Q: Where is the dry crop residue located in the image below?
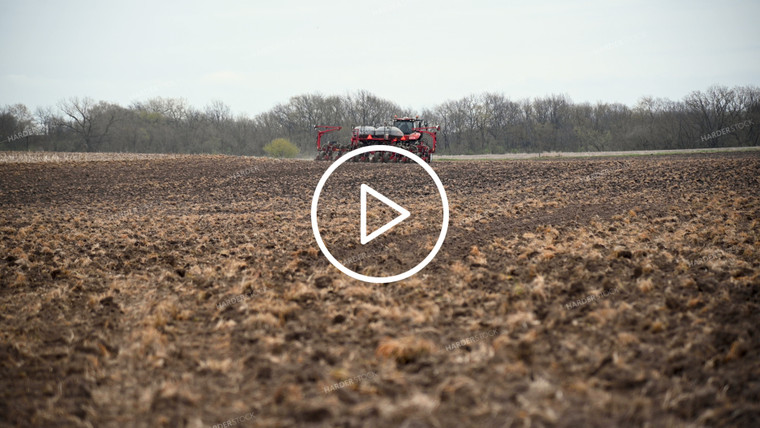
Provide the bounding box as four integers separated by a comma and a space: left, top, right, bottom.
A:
1, 152, 758, 427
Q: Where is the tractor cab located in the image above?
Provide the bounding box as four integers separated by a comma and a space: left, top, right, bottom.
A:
393, 117, 423, 135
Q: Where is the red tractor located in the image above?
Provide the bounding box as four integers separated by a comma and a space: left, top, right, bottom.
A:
315, 116, 440, 163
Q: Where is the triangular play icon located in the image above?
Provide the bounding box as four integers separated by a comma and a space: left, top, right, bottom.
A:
360, 184, 410, 245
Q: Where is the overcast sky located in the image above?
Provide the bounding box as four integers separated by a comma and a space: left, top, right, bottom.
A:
1, 0, 758, 116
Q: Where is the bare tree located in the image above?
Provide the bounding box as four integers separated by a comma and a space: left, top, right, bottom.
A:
35, 106, 55, 135
205, 100, 232, 124
57, 97, 117, 152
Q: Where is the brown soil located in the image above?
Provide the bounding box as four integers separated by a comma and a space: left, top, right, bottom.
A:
1, 152, 758, 427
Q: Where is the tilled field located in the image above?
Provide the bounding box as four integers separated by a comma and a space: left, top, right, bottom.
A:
1, 152, 759, 427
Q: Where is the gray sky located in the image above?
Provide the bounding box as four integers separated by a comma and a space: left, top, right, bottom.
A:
1, 0, 758, 116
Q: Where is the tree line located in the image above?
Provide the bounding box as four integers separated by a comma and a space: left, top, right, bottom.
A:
1, 86, 758, 156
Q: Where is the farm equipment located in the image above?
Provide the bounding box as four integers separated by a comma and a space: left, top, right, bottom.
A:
315, 116, 440, 163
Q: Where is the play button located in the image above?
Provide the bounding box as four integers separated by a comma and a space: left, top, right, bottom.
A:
360, 184, 410, 245
311, 145, 449, 283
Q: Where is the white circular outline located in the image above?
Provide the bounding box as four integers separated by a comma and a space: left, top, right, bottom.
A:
311, 145, 449, 283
